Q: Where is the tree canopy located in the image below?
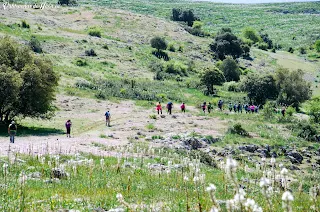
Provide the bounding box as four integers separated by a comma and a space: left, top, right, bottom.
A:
209, 32, 244, 60
171, 8, 199, 26
150, 36, 167, 52
242, 74, 278, 105
0, 36, 59, 123
242, 27, 261, 44
275, 68, 312, 109
220, 57, 240, 82
200, 66, 225, 95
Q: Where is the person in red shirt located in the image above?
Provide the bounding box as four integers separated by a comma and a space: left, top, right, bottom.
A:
180, 103, 186, 113
156, 102, 162, 115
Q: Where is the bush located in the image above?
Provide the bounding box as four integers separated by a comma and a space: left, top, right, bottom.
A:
149, 114, 157, 119
95, 91, 106, 100
286, 106, 296, 116
88, 27, 101, 38
21, 20, 30, 28
257, 42, 268, 51
102, 44, 109, 50
242, 27, 261, 44
315, 40, 320, 52
228, 123, 249, 137
85, 49, 97, 56
289, 122, 318, 141
299, 47, 306, 54
288, 47, 294, 53
164, 60, 188, 76
29, 36, 42, 53
262, 101, 275, 120
58, 0, 77, 5
223, 81, 241, 92
75, 58, 87, 66
168, 43, 176, 52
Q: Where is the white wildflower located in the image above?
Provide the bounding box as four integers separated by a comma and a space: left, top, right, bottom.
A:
206, 184, 217, 192
183, 176, 189, 182
260, 177, 270, 188
282, 191, 294, 201
210, 206, 219, 212
116, 193, 123, 202
281, 168, 288, 176
270, 157, 276, 165
19, 172, 27, 185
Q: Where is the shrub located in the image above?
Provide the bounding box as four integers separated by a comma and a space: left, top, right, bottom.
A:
95, 91, 106, 100
315, 40, 320, 52
262, 101, 275, 120
189, 150, 217, 167
242, 27, 261, 44
299, 47, 306, 54
85, 49, 97, 56
102, 44, 109, 50
257, 42, 268, 51
75, 58, 87, 66
58, 0, 77, 5
149, 114, 157, 119
223, 81, 241, 92
289, 122, 318, 141
164, 60, 188, 76
88, 27, 101, 38
29, 36, 42, 53
168, 43, 176, 52
286, 106, 296, 116
288, 47, 294, 53
21, 20, 30, 28
228, 123, 249, 137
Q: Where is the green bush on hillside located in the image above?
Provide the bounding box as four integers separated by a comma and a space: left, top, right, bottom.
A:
21, 20, 30, 28
88, 27, 102, 38
29, 36, 42, 53
315, 40, 320, 52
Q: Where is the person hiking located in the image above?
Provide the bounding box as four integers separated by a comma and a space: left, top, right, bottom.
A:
105, 111, 111, 127
8, 121, 17, 143
250, 105, 255, 113
281, 106, 286, 117
201, 102, 207, 113
244, 104, 249, 113
156, 102, 162, 115
65, 120, 72, 138
180, 103, 186, 113
208, 102, 213, 113
233, 103, 237, 112
228, 102, 233, 112
167, 102, 173, 115
237, 102, 242, 113
218, 100, 223, 111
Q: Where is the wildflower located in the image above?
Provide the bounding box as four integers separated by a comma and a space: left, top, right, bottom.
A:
116, 193, 123, 202
2, 163, 8, 174
210, 206, 219, 212
259, 177, 270, 188
270, 157, 276, 165
226, 157, 237, 171
206, 184, 216, 192
280, 168, 288, 176
19, 172, 27, 185
183, 176, 189, 182
100, 158, 105, 169
282, 191, 294, 212
282, 191, 294, 201
193, 176, 200, 182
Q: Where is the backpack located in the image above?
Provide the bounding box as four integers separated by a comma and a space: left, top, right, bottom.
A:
105, 112, 110, 118
9, 124, 17, 130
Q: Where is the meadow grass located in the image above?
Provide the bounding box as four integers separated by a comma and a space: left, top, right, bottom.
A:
0, 144, 319, 211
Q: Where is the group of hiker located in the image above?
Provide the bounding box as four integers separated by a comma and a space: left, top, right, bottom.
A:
155, 100, 262, 115
7, 100, 288, 142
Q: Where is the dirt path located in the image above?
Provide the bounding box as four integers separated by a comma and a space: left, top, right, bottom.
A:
0, 95, 227, 157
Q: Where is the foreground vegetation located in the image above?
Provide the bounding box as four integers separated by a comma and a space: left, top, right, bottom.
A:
0, 143, 319, 211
